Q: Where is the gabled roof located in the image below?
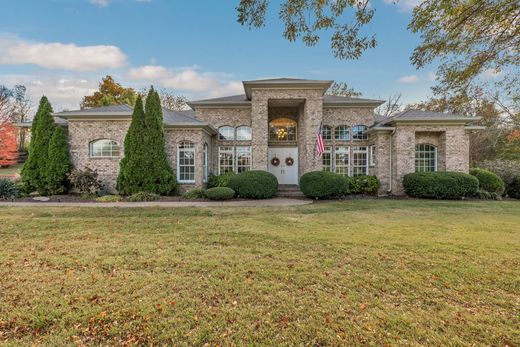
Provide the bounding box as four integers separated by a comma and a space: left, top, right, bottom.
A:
375, 109, 480, 126
54, 104, 134, 116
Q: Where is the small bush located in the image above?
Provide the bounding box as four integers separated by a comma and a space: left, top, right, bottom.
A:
346, 175, 381, 195
127, 192, 160, 202
228, 170, 278, 199
0, 179, 21, 200
508, 175, 520, 199
473, 189, 492, 200
183, 188, 206, 200
207, 171, 236, 188
299, 171, 349, 199
470, 168, 505, 195
205, 187, 235, 200
95, 195, 123, 202
403, 171, 479, 199
67, 168, 102, 195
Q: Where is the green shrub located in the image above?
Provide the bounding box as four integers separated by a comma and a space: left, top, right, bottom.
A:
346, 175, 381, 195
0, 179, 21, 200
228, 170, 278, 199
127, 192, 160, 202
473, 189, 492, 200
183, 188, 206, 199
204, 187, 235, 200
403, 171, 479, 199
207, 171, 236, 188
508, 175, 520, 199
470, 168, 505, 195
299, 171, 349, 199
67, 168, 102, 195
95, 195, 123, 202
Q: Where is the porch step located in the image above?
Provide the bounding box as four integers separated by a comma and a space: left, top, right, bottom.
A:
277, 185, 305, 198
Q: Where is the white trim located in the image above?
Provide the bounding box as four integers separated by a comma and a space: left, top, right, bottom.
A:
177, 142, 196, 184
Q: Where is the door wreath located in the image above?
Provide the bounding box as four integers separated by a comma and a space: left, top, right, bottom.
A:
271, 157, 280, 167
285, 157, 294, 166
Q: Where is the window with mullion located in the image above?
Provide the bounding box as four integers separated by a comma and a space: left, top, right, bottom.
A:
177, 142, 195, 183
218, 146, 234, 174
352, 146, 368, 176
322, 146, 332, 171
334, 146, 350, 176
415, 144, 437, 172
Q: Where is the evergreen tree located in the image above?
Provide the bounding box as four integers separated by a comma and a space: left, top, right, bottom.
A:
116, 96, 147, 194
142, 88, 176, 195
21, 96, 55, 193
46, 126, 71, 195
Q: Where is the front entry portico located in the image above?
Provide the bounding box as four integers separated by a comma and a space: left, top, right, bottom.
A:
268, 147, 299, 185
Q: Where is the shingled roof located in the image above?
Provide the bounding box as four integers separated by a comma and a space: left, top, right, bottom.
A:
374, 109, 480, 126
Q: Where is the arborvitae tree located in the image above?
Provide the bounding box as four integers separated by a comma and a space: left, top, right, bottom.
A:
21, 96, 55, 193
142, 88, 176, 195
116, 96, 147, 195
46, 126, 71, 195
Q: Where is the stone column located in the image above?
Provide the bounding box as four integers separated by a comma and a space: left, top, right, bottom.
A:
301, 93, 323, 174
445, 127, 469, 173
374, 131, 392, 195
392, 126, 415, 195
251, 91, 268, 170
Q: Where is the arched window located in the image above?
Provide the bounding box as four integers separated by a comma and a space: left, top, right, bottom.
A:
89, 139, 120, 158
203, 143, 208, 183
334, 125, 350, 141
352, 125, 368, 141
415, 144, 437, 172
236, 126, 252, 141
177, 141, 195, 183
218, 126, 234, 141
269, 118, 297, 142
322, 125, 332, 140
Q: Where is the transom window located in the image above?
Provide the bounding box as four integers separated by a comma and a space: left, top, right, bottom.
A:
322, 125, 332, 140
89, 139, 120, 158
352, 146, 368, 176
218, 126, 234, 141
177, 141, 195, 183
334, 125, 350, 141
236, 126, 252, 141
415, 144, 437, 172
269, 118, 297, 142
352, 125, 368, 141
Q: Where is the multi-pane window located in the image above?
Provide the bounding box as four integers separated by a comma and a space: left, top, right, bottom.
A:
322, 146, 332, 171
334, 125, 350, 141
352, 125, 368, 141
322, 125, 332, 140
218, 146, 234, 174
203, 143, 208, 183
236, 126, 252, 141
415, 144, 437, 172
370, 145, 376, 167
269, 118, 297, 142
218, 126, 234, 141
89, 139, 120, 158
352, 146, 368, 176
177, 141, 195, 183
236, 146, 252, 173
334, 146, 350, 176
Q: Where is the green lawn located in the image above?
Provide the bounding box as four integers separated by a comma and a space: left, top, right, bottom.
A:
0, 163, 23, 177
0, 200, 519, 346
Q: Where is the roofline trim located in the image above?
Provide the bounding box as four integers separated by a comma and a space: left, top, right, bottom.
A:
243, 80, 333, 98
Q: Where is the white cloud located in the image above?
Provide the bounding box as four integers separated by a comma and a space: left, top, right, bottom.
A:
383, 0, 424, 12
481, 68, 503, 79
397, 74, 419, 83
89, 0, 110, 7
0, 35, 127, 71
427, 72, 437, 81
127, 65, 243, 95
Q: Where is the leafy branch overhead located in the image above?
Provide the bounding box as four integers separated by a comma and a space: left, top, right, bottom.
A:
236, 0, 377, 60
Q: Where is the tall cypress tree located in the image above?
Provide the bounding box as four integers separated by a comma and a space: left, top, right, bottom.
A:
116, 96, 147, 195
21, 96, 55, 193
46, 126, 71, 195
143, 88, 176, 195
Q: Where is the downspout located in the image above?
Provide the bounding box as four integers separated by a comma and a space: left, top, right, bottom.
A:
387, 128, 396, 194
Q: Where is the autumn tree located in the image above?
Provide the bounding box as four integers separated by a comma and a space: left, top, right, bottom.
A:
326, 82, 361, 97
81, 76, 137, 109
0, 121, 18, 167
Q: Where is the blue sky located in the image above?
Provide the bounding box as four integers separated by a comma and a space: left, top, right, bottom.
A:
0, 0, 438, 111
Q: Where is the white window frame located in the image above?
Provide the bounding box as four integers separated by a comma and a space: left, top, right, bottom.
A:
177, 141, 195, 183
334, 146, 350, 176
218, 126, 235, 141
218, 146, 234, 175
415, 144, 438, 172
89, 139, 120, 158
236, 126, 252, 141
369, 145, 376, 167
334, 125, 350, 141
322, 146, 332, 172
236, 146, 252, 173
322, 125, 332, 141
352, 146, 368, 176
203, 143, 208, 183
352, 125, 368, 141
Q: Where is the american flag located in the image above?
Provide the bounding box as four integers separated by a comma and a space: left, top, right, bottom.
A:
315, 122, 325, 157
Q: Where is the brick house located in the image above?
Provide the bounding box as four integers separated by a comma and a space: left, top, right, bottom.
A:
47, 78, 482, 195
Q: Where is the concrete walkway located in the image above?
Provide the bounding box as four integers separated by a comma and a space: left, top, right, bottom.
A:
0, 197, 312, 208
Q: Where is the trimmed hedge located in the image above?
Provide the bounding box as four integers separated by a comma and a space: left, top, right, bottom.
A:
228, 170, 278, 199
346, 175, 381, 195
508, 175, 520, 199
299, 171, 349, 199
205, 187, 235, 200
403, 172, 479, 199
470, 168, 505, 195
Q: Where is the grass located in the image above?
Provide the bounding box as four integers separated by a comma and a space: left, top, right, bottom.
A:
0, 163, 23, 177
0, 200, 519, 345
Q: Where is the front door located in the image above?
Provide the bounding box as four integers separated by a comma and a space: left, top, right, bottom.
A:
268, 147, 298, 185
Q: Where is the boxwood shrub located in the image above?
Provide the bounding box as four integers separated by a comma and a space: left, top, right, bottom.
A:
403, 171, 479, 199
0, 179, 21, 200
205, 187, 235, 200
299, 171, 349, 199
207, 171, 236, 189
508, 175, 520, 199
182, 188, 206, 200
470, 168, 505, 195
228, 170, 278, 199
346, 175, 381, 195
